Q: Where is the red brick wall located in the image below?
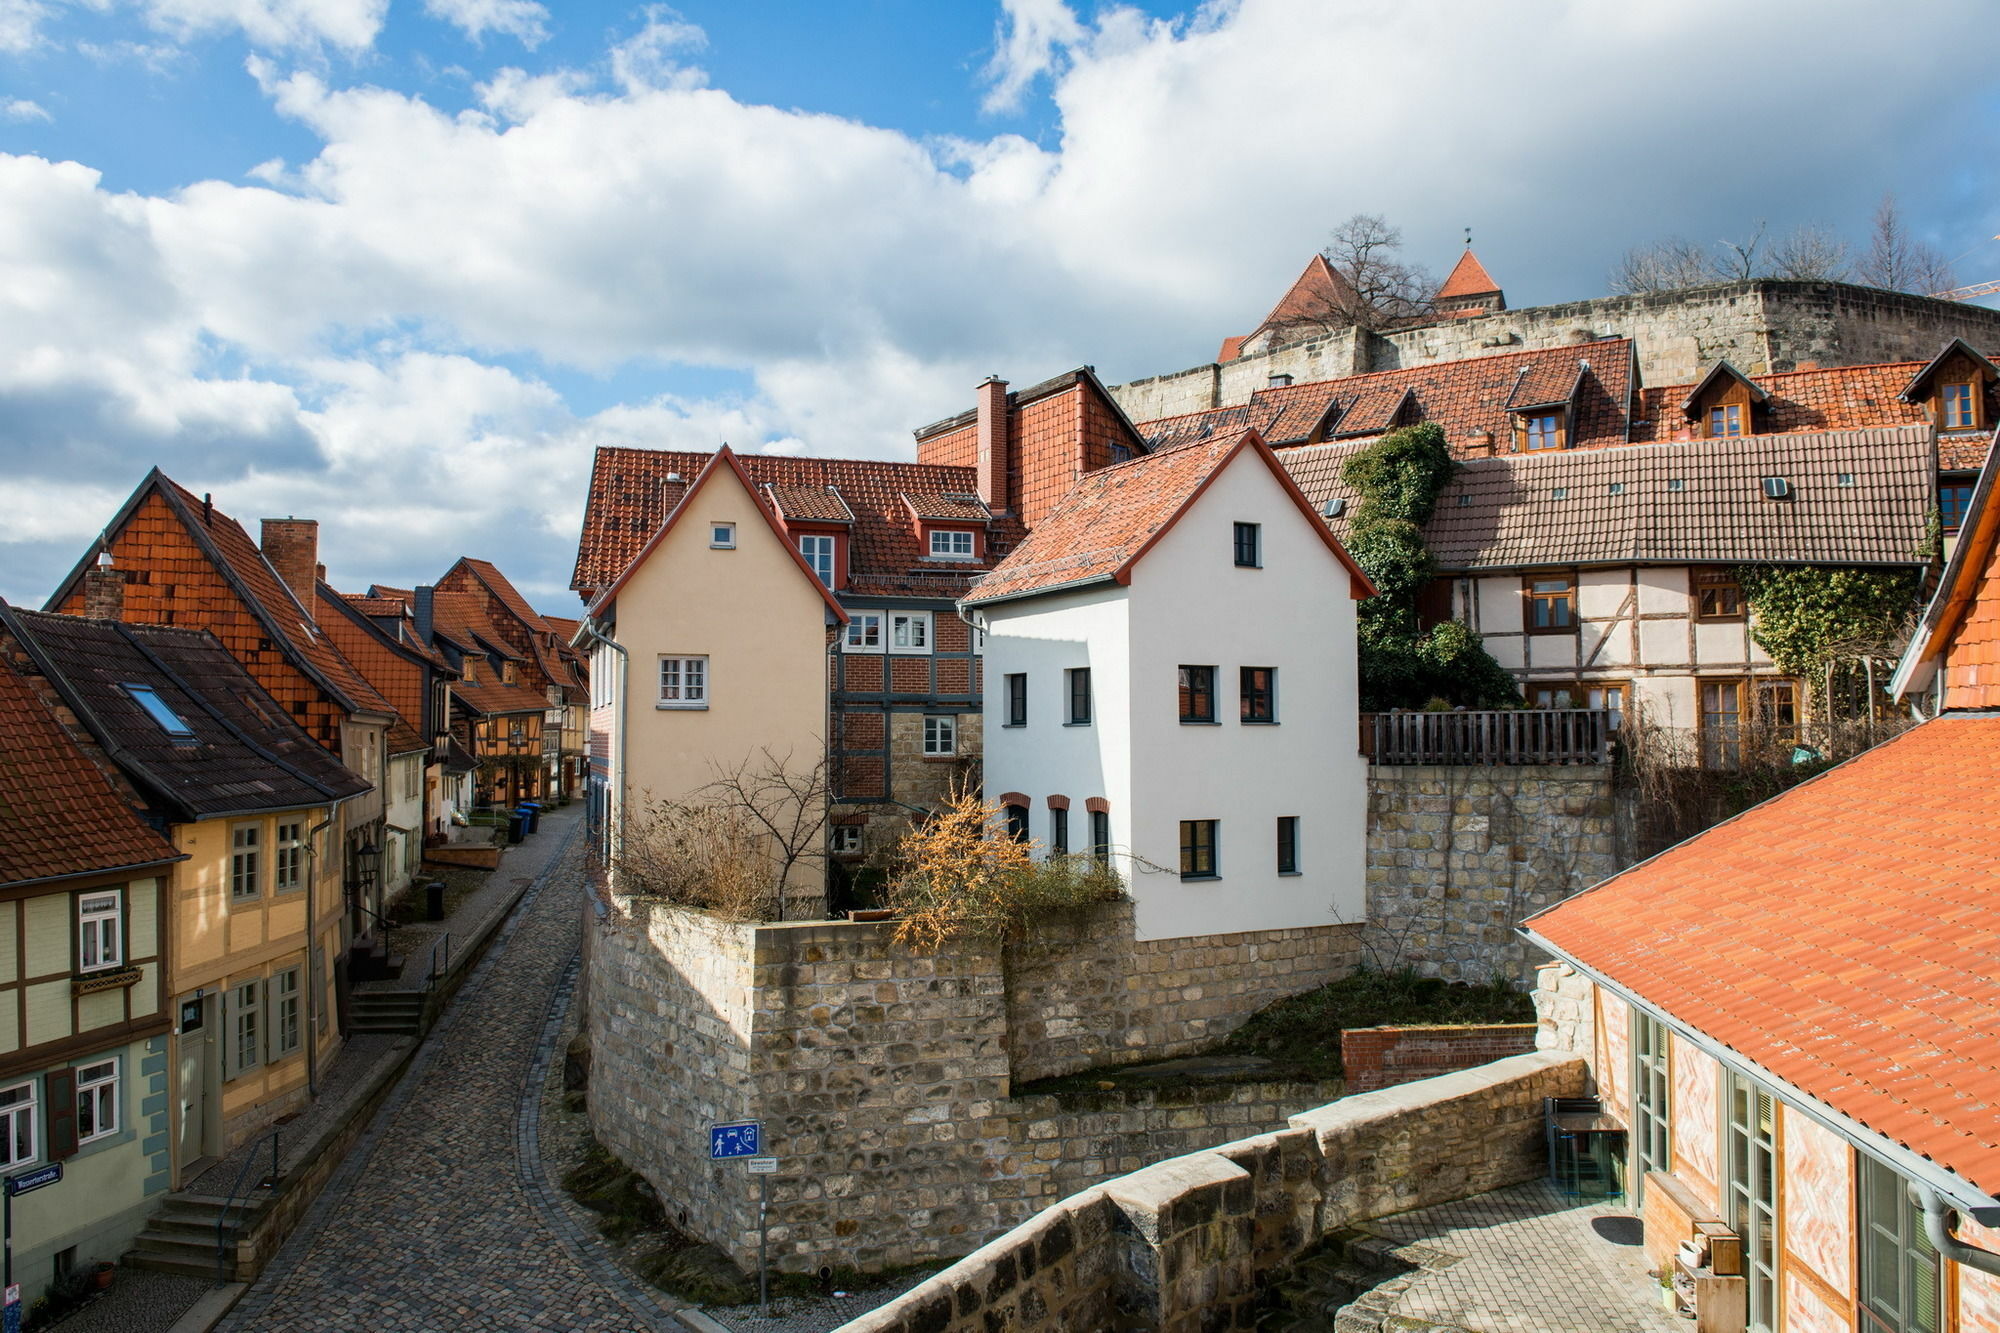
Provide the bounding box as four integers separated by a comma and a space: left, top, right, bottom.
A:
918, 423, 979, 469
1340, 1023, 1537, 1093
1014, 389, 1081, 527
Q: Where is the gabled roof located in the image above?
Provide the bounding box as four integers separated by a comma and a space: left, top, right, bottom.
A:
1633, 360, 1945, 446
453, 680, 555, 718
765, 485, 856, 524
1282, 425, 1935, 572
1892, 428, 2000, 701
1, 605, 370, 822
962, 430, 1373, 608
1679, 359, 1769, 417
439, 557, 585, 693
1436, 249, 1501, 302
1899, 337, 2000, 404
900, 492, 992, 524
1505, 360, 1586, 412
1523, 713, 2000, 1215
1257, 253, 1359, 332
585, 447, 850, 621
0, 636, 182, 889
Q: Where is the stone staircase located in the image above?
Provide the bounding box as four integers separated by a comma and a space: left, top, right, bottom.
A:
1256, 1229, 1445, 1333
125, 1192, 260, 1280
349, 990, 426, 1035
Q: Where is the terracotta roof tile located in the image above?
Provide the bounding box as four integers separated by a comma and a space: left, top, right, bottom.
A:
1257, 254, 1358, 331
765, 485, 857, 523
0, 635, 180, 887
1525, 713, 2000, 1201
1436, 249, 1501, 301
452, 680, 553, 716
900, 492, 993, 523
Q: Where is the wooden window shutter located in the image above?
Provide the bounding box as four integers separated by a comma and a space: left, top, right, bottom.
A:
48, 1069, 77, 1161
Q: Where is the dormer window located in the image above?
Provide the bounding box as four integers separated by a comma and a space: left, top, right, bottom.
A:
1684, 359, 1765, 440
1708, 404, 1744, 437
1520, 411, 1564, 451
928, 530, 976, 560
1941, 382, 1979, 430
799, 535, 836, 586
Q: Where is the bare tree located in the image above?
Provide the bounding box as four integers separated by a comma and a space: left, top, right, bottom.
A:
700, 747, 831, 921
1855, 193, 1955, 295
1766, 223, 1851, 281
1608, 236, 1724, 294
1713, 221, 1769, 281
1320, 213, 1438, 331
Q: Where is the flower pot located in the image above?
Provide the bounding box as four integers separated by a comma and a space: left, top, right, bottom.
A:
93, 1262, 114, 1291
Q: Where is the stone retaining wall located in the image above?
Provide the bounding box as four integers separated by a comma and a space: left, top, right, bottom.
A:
1340, 1022, 1537, 1093
839, 1050, 1587, 1333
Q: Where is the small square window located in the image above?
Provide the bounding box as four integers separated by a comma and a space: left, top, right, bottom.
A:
845, 612, 883, 651
124, 684, 194, 738
1608, 482, 1625, 496
1179, 820, 1219, 879
1551, 487, 1568, 501
922, 714, 957, 756
830, 826, 862, 854
1837, 473, 1856, 488
710, 523, 736, 549
1695, 570, 1744, 621
1233, 523, 1261, 568
1456, 494, 1472, 507
0, 1083, 36, 1169
798, 534, 836, 586
1941, 482, 1976, 531
1178, 666, 1216, 723
928, 530, 976, 560
1667, 478, 1686, 492
1761, 477, 1792, 500
1941, 382, 1979, 430
658, 655, 709, 708
1526, 575, 1576, 633
890, 613, 931, 653
1521, 412, 1564, 451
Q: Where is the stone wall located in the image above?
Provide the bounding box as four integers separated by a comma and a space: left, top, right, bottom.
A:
1110, 280, 2000, 420
1365, 762, 1631, 984
1340, 1022, 1537, 1093
840, 1050, 1587, 1333
583, 887, 1361, 1274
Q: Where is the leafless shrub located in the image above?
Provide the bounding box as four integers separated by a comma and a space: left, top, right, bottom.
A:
1609, 236, 1725, 294
617, 797, 776, 920
1855, 192, 1955, 296
1320, 213, 1439, 331
1767, 223, 1851, 281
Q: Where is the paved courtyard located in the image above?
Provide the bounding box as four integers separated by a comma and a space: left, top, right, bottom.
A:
219, 808, 689, 1332
1357, 1180, 1680, 1333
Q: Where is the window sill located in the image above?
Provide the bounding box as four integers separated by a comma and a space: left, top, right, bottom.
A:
1179, 874, 1221, 883
1179, 719, 1220, 726
655, 703, 709, 711
919, 754, 959, 762
1063, 720, 1092, 728
1233, 563, 1262, 570
1001, 722, 1026, 729
73, 966, 142, 997
1241, 719, 1279, 726
1278, 870, 1303, 878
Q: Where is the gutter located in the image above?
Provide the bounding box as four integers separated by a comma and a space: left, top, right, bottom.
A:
958, 572, 1117, 613
1917, 1185, 2000, 1278
1523, 930, 2000, 1229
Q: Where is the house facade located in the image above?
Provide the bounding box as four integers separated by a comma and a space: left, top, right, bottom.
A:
962, 429, 1374, 941
1519, 449, 2000, 1333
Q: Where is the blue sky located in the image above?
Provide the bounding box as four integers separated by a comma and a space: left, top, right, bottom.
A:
2, 0, 1996, 611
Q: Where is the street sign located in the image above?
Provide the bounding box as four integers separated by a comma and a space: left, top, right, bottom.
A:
3, 1283, 16, 1333
709, 1122, 761, 1160
4, 1166, 59, 1198
745, 1157, 777, 1174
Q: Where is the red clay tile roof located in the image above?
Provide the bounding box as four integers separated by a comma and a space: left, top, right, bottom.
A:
1436, 249, 1501, 301
1893, 429, 2000, 706
1138, 339, 1638, 454
1633, 361, 1938, 443
544, 615, 582, 645
1524, 713, 2000, 1203
439, 558, 586, 693
765, 485, 857, 524
576, 446, 1026, 601
1283, 425, 1934, 571
453, 680, 553, 717
1256, 254, 1358, 332
900, 492, 993, 523
448, 559, 550, 634
0, 638, 180, 888
1216, 335, 1248, 364
963, 430, 1372, 606
1899, 337, 1999, 403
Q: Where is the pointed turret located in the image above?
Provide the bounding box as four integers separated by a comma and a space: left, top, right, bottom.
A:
1435, 248, 1504, 317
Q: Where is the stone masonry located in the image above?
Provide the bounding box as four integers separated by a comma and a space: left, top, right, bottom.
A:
1111, 279, 2000, 421
1340, 1022, 1538, 1094
1365, 763, 1630, 984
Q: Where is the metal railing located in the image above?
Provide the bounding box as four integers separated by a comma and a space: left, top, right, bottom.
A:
216, 1125, 282, 1281
1362, 708, 1614, 767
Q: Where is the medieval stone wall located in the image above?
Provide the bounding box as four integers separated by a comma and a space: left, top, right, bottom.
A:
1340, 1022, 1538, 1093
1364, 762, 1632, 984
1112, 280, 2000, 421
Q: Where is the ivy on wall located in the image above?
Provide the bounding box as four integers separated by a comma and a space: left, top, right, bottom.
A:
1733, 564, 1923, 691
1339, 423, 1520, 711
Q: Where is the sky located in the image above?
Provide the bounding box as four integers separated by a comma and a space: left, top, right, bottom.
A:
3, 0, 1998, 613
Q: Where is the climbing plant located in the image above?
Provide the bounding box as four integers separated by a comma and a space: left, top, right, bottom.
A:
1339, 423, 1520, 710
1733, 564, 1923, 704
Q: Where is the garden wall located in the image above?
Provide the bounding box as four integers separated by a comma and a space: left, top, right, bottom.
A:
1339, 1022, 1537, 1093
839, 1050, 1587, 1333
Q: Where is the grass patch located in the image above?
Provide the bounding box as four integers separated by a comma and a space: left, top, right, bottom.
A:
384, 866, 489, 928
1215, 967, 1533, 1081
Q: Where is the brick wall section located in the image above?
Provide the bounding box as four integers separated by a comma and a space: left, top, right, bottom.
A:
842, 1051, 1588, 1333
1111, 279, 2000, 421
1944, 553, 2000, 708
1366, 763, 1632, 983
1014, 388, 1082, 527
584, 891, 1362, 1274
258, 517, 319, 621
1340, 1023, 1537, 1093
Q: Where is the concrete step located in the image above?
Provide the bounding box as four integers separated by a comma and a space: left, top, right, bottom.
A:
124, 1248, 224, 1280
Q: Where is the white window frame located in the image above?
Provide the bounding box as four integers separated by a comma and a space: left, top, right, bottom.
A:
78, 889, 122, 973
844, 612, 884, 652
0, 1082, 35, 1169
76, 1059, 118, 1145
230, 979, 262, 1078
798, 534, 836, 586
890, 613, 931, 654
922, 715, 957, 756
272, 968, 302, 1058
710, 522, 737, 549
829, 826, 862, 854
230, 824, 262, 901
927, 529, 976, 560
274, 821, 306, 893
657, 656, 709, 709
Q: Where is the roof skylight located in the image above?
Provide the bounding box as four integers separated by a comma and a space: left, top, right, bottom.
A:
125, 684, 194, 737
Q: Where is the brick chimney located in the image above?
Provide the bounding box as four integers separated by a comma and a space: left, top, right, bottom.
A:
83, 553, 125, 621
413, 585, 435, 646
975, 376, 1013, 513
261, 518, 319, 624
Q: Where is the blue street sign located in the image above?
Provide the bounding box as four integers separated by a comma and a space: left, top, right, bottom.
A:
709, 1122, 761, 1159
4, 1166, 58, 1198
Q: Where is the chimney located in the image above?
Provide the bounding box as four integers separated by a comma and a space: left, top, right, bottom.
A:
260, 518, 320, 624
84, 552, 125, 621
1268, 373, 1294, 389
413, 585, 435, 646
975, 376, 1013, 512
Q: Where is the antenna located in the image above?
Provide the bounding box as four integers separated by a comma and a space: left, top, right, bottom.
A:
1464, 227, 1472, 248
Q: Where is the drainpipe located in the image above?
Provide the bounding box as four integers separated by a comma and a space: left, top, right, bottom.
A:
575, 617, 628, 883
1916, 1185, 2000, 1278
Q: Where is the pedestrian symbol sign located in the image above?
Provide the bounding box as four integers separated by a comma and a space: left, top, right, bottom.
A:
709, 1122, 761, 1159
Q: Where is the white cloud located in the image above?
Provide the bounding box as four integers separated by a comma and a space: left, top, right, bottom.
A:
0, 0, 50, 53
424, 0, 547, 49
133, 0, 385, 52
2, 98, 51, 122
608, 5, 707, 94
981, 0, 1087, 113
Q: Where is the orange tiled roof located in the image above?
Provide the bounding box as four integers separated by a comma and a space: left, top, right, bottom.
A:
1436, 249, 1500, 301
963, 430, 1371, 607
1633, 361, 1935, 442
765, 485, 857, 524
900, 492, 993, 523
1258, 254, 1358, 331
0, 637, 181, 888
439, 558, 586, 693
1524, 713, 2000, 1202
453, 679, 552, 717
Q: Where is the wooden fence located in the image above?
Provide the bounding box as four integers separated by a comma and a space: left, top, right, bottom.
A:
1362, 709, 1614, 766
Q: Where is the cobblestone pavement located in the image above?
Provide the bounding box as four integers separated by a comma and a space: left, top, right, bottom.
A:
1360, 1180, 1680, 1333
48, 1268, 209, 1333
221, 809, 687, 1332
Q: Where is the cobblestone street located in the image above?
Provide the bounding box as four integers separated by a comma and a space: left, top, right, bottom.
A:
221, 809, 687, 1332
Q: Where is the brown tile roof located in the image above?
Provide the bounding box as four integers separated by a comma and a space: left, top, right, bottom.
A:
1633, 362, 1935, 442
1436, 249, 1501, 301
1524, 713, 2000, 1204
448, 559, 550, 634
1138, 339, 1638, 454
900, 492, 993, 523
452, 680, 553, 717
765, 485, 856, 523
576, 446, 1026, 602
2, 606, 369, 823
1282, 424, 1935, 571
1216, 335, 1249, 364
963, 431, 1372, 607
1255, 254, 1358, 332
0, 634, 181, 888
544, 615, 582, 646
439, 558, 587, 694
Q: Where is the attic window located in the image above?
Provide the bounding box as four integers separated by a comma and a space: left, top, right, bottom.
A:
1667, 478, 1686, 492
1455, 494, 1472, 507
1940, 382, 1979, 430
1837, 473, 1856, 487
125, 684, 194, 738
1551, 487, 1568, 501
1761, 477, 1793, 500
1608, 482, 1626, 496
